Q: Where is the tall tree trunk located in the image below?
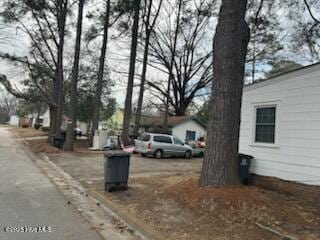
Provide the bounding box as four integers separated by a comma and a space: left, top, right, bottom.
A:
251, 37, 256, 82
52, 0, 67, 141
89, 0, 111, 147
133, 34, 150, 136
64, 0, 85, 151
56, 0, 67, 137
133, 0, 163, 136
133, 0, 153, 136
37, 101, 41, 119
175, 104, 186, 116
48, 105, 56, 143
200, 0, 250, 187
163, 0, 182, 130
121, 0, 141, 144
86, 121, 91, 140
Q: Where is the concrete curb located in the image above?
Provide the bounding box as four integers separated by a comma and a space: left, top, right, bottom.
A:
39, 153, 151, 240
89, 190, 161, 240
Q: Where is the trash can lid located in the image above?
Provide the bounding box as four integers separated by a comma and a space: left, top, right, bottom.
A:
54, 136, 65, 140
238, 153, 254, 159
104, 150, 130, 157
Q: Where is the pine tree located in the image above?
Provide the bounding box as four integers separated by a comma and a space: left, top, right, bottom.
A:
200, 0, 250, 187
121, 0, 141, 144
64, 0, 86, 151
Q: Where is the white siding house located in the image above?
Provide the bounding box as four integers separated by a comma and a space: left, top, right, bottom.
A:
40, 108, 88, 134
239, 63, 320, 186
172, 120, 207, 142
141, 116, 207, 142
41, 109, 50, 128
9, 115, 19, 126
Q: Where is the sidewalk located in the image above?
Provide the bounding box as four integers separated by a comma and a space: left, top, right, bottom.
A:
0, 127, 102, 240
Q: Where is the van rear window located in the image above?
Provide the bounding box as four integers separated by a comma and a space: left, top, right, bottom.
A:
153, 136, 172, 144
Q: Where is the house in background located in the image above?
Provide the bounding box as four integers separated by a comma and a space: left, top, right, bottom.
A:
18, 117, 34, 128
141, 116, 207, 142
239, 63, 320, 186
41, 109, 50, 129
105, 109, 207, 141
102, 108, 132, 135
9, 115, 19, 126
41, 109, 88, 135
9, 112, 44, 128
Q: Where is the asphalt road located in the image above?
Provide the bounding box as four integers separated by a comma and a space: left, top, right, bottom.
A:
0, 127, 102, 240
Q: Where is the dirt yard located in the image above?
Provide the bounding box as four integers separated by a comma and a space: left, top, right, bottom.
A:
24, 138, 99, 154
32, 149, 320, 240
8, 127, 48, 138
26, 139, 62, 154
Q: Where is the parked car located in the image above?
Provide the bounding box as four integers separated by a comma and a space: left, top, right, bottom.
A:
135, 133, 193, 159
74, 128, 82, 137
187, 142, 205, 157
61, 128, 82, 139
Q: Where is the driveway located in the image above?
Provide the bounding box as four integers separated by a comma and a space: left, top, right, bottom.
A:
0, 127, 102, 240
48, 151, 203, 187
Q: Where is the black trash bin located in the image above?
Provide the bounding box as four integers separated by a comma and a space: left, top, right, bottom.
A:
53, 136, 65, 149
238, 153, 253, 185
104, 151, 130, 192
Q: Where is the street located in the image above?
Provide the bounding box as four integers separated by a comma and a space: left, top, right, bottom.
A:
0, 127, 102, 240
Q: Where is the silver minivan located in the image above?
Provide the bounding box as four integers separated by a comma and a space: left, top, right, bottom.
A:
135, 133, 193, 159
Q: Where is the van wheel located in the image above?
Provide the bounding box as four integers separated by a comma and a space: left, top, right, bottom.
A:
185, 150, 192, 159
154, 149, 163, 159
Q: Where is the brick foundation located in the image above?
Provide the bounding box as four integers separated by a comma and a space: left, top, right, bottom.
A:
250, 174, 320, 201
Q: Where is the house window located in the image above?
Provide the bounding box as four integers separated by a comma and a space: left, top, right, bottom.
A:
186, 131, 196, 141
255, 107, 276, 144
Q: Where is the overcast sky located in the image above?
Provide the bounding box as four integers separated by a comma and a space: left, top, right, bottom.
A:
0, 0, 319, 107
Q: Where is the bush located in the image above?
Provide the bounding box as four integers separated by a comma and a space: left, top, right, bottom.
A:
34, 124, 41, 130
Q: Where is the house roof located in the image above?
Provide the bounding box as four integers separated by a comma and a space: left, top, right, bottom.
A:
244, 62, 320, 91
141, 116, 207, 129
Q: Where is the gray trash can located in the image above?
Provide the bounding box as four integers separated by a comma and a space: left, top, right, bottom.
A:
53, 135, 65, 149
104, 151, 130, 192
238, 153, 253, 185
